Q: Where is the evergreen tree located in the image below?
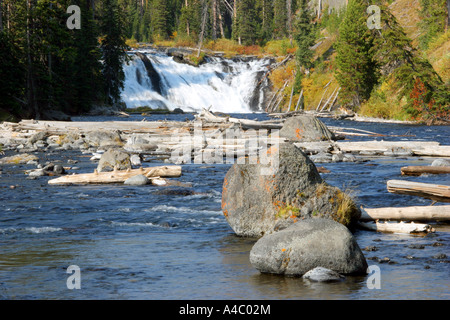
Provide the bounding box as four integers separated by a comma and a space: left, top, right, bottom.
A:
237, 0, 257, 45
70, 0, 103, 113
273, 0, 287, 39
152, 0, 170, 39
294, 0, 315, 71
0, 31, 25, 117
335, 0, 378, 108
100, 0, 128, 105
257, 0, 274, 43
179, 0, 202, 40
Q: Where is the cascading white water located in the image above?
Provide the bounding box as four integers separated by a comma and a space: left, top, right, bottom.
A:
121, 50, 273, 113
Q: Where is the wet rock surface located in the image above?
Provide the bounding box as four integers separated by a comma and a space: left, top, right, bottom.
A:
249, 218, 368, 276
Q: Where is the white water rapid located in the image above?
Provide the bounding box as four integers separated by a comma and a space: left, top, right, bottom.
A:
121, 50, 273, 113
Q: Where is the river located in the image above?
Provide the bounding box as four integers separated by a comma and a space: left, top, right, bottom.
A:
0, 113, 449, 300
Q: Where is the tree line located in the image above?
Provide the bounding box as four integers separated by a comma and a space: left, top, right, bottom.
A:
119, 0, 304, 45
0, 0, 128, 120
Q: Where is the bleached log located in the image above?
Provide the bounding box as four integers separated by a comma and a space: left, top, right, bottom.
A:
401, 166, 450, 176
387, 180, 450, 203
360, 205, 450, 221
357, 221, 435, 234
293, 141, 450, 157
48, 166, 182, 185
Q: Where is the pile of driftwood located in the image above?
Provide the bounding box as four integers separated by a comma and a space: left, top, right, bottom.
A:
359, 174, 450, 234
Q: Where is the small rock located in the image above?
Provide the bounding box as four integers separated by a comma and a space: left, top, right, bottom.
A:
43, 163, 55, 171
53, 164, 65, 174
431, 159, 450, 167
310, 152, 333, 163
432, 253, 447, 259
29, 169, 46, 177
29, 131, 48, 144
405, 255, 415, 260
303, 267, 345, 282
343, 154, 357, 162
363, 246, 378, 252
130, 154, 142, 167
67, 159, 78, 164
332, 153, 344, 162
409, 244, 425, 249
378, 257, 390, 263
432, 242, 444, 247
124, 174, 149, 186
97, 148, 131, 172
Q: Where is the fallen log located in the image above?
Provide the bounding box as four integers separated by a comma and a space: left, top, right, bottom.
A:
401, 166, 450, 176
293, 141, 450, 158
48, 166, 182, 185
387, 180, 450, 203
360, 205, 450, 221
357, 221, 435, 234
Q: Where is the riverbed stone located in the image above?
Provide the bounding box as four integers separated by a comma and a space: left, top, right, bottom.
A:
124, 174, 149, 186
279, 115, 336, 142
84, 130, 124, 148
431, 159, 450, 167
97, 148, 131, 172
28, 169, 46, 177
303, 267, 345, 282
249, 218, 368, 276
221, 143, 360, 238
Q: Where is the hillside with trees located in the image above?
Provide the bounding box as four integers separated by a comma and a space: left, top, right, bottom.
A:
0, 0, 448, 123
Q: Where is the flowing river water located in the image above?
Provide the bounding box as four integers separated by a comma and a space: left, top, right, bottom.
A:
0, 113, 448, 300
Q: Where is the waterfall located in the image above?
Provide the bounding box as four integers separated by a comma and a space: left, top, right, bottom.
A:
121, 49, 274, 113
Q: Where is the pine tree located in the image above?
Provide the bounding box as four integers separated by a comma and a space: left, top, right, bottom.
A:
335, 0, 378, 108
152, 0, 170, 40
273, 0, 287, 39
294, 0, 315, 71
0, 31, 25, 118
257, 0, 274, 42
237, 0, 257, 45
100, 0, 128, 105
70, 0, 103, 113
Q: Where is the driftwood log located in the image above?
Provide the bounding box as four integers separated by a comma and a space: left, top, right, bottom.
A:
401, 166, 450, 176
360, 205, 450, 221
48, 166, 182, 185
387, 180, 450, 203
357, 221, 435, 234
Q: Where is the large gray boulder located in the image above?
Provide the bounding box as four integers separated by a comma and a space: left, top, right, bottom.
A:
97, 148, 131, 172
249, 218, 368, 276
221, 143, 360, 237
279, 115, 336, 142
